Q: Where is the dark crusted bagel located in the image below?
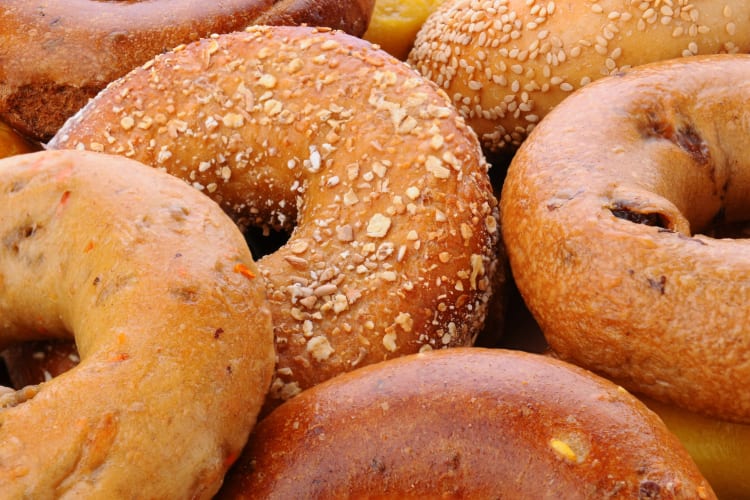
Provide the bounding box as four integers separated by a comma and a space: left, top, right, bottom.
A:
0, 0, 375, 141
219, 348, 714, 499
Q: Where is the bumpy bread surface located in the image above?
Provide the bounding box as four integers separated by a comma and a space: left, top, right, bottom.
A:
0, 150, 275, 497
218, 348, 715, 499
49, 26, 501, 410
408, 0, 750, 152
0, 0, 375, 142
501, 55, 750, 424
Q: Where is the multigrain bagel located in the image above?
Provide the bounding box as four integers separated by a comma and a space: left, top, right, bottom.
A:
0, 0, 375, 142
218, 348, 715, 499
408, 0, 750, 152
501, 54, 750, 424
0, 149, 275, 497
48, 26, 501, 409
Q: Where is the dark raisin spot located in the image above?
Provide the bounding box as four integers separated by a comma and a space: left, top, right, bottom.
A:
647, 275, 667, 295
611, 207, 669, 229
3, 223, 40, 254
674, 124, 709, 164
639, 480, 662, 499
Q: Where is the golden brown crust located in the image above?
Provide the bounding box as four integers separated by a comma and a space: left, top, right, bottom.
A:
48, 26, 502, 411
408, 0, 750, 152
218, 348, 715, 499
0, 120, 39, 159
0, 149, 275, 497
501, 54, 750, 423
0, 0, 375, 141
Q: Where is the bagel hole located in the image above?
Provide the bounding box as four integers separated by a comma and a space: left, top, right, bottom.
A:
244, 226, 290, 260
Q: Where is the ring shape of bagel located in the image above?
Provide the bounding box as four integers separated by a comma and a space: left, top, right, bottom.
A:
0, 0, 375, 142
0, 149, 275, 497
217, 348, 715, 499
501, 54, 750, 424
49, 26, 501, 409
408, 0, 750, 153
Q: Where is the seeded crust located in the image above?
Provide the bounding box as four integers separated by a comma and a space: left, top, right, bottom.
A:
501, 55, 750, 424
48, 26, 502, 411
0, 0, 375, 142
408, 0, 750, 152
0, 150, 275, 497
218, 348, 715, 499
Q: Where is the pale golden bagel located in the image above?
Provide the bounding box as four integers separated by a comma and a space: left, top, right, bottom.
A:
0, 149, 274, 497
408, 0, 750, 152
49, 26, 501, 410
0, 0, 375, 141
501, 54, 750, 424
218, 348, 714, 499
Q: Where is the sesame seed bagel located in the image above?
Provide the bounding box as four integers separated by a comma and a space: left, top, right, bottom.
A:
0, 149, 275, 497
408, 0, 750, 152
49, 26, 501, 410
0, 0, 375, 142
218, 348, 715, 499
501, 54, 750, 423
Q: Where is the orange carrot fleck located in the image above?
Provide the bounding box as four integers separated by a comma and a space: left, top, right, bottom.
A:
234, 263, 256, 280
84, 241, 95, 252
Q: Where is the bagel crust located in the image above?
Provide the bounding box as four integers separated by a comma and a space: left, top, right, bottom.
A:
0, 0, 375, 141
218, 348, 715, 499
501, 55, 750, 423
49, 26, 501, 409
408, 0, 750, 152
0, 150, 274, 497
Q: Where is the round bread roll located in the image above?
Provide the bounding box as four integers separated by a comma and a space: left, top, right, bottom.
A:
218, 348, 715, 499
48, 26, 501, 410
501, 54, 750, 423
408, 0, 750, 152
0, 0, 375, 141
0, 149, 274, 497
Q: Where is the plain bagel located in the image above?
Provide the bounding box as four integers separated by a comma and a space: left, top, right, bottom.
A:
501, 54, 750, 424
48, 25, 501, 410
408, 0, 750, 152
0, 149, 275, 496
218, 348, 714, 499
0, 0, 375, 141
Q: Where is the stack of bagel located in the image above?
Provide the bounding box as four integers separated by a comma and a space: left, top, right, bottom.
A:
0, 0, 748, 498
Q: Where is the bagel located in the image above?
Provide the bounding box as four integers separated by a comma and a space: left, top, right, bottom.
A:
0, 149, 274, 497
500, 54, 750, 424
0, 0, 375, 142
218, 348, 714, 499
48, 26, 501, 410
0, 120, 39, 158
408, 0, 750, 152
362, 0, 448, 60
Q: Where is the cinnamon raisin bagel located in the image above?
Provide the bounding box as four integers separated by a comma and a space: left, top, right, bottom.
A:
218, 348, 715, 499
501, 54, 750, 424
0, 149, 274, 497
49, 26, 501, 410
408, 0, 750, 152
0, 0, 375, 142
